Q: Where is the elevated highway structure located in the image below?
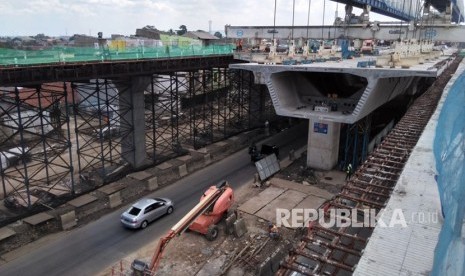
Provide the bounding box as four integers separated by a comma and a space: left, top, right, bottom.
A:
0, 54, 281, 210
330, 0, 464, 23
331, 0, 418, 21
225, 23, 465, 42
230, 51, 454, 170
426, 0, 464, 23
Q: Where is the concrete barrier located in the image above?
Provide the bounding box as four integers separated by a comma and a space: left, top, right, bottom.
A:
146, 176, 158, 191
108, 192, 122, 208
60, 210, 77, 230
68, 194, 99, 221
204, 153, 212, 165
178, 164, 188, 177
225, 212, 237, 235
0, 227, 16, 243
233, 218, 247, 238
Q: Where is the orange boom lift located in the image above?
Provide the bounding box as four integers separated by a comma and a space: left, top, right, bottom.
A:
133, 180, 234, 275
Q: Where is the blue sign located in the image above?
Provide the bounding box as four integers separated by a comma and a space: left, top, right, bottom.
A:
313, 122, 328, 134
236, 30, 243, 37
424, 29, 437, 38
389, 30, 405, 35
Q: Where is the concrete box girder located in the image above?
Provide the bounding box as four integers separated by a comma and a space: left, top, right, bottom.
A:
230, 55, 450, 169
230, 58, 444, 124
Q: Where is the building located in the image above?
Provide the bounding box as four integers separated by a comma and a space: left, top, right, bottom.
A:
183, 31, 219, 47
135, 26, 161, 40
72, 34, 103, 47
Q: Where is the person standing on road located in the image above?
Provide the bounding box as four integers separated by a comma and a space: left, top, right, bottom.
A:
249, 143, 259, 162
345, 163, 353, 181
264, 120, 270, 136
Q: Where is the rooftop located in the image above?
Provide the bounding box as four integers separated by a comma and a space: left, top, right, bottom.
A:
184, 31, 219, 40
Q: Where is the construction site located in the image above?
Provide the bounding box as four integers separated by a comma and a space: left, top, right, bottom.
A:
1, 0, 465, 275
99, 55, 462, 276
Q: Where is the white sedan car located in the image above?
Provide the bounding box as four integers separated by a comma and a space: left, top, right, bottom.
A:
121, 198, 174, 229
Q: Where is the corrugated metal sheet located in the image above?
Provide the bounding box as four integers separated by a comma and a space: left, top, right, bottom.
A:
185, 31, 219, 40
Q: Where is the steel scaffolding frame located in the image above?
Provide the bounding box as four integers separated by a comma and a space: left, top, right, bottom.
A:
0, 67, 278, 212
71, 79, 134, 187
146, 72, 189, 163
0, 83, 74, 209
341, 114, 372, 171
145, 68, 276, 163
228, 69, 264, 132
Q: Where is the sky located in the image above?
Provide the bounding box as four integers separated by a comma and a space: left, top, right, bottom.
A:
0, 0, 396, 37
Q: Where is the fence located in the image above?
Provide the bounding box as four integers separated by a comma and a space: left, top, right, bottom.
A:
0, 44, 234, 66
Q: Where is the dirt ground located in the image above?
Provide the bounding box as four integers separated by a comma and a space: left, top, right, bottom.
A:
154, 179, 298, 276
101, 55, 462, 276
275, 157, 345, 194
103, 179, 277, 276
103, 155, 345, 276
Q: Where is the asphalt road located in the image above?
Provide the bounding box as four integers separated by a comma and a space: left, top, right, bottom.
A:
0, 124, 307, 276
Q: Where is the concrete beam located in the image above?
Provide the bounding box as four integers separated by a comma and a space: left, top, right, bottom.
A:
230, 57, 445, 124
225, 24, 465, 42
230, 54, 452, 169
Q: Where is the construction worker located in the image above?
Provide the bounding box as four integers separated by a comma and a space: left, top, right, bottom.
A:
345, 163, 353, 181
236, 39, 243, 52
264, 120, 270, 136
268, 222, 280, 239
248, 143, 259, 162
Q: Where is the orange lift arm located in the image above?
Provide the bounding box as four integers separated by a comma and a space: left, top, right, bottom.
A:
148, 181, 230, 274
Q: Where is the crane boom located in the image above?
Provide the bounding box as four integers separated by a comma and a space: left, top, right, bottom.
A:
147, 180, 230, 274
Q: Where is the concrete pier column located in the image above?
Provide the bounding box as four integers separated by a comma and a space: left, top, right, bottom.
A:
307, 119, 341, 170
115, 76, 151, 169
250, 84, 268, 126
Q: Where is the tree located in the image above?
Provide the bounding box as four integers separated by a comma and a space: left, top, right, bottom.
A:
35, 33, 49, 39
177, 25, 187, 36
214, 31, 223, 39
168, 29, 175, 35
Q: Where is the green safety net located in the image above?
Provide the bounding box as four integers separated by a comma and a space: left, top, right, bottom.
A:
0, 44, 234, 66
